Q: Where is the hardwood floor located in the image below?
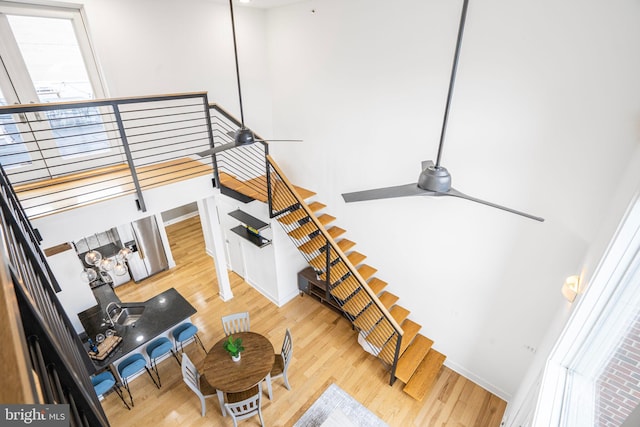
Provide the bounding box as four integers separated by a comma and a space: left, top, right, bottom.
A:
101, 215, 506, 426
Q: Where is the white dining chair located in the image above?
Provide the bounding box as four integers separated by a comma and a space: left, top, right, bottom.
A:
265, 328, 293, 399
221, 311, 250, 336
224, 384, 264, 427
181, 353, 217, 416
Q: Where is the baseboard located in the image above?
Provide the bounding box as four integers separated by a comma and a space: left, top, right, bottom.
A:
246, 278, 279, 306
444, 359, 511, 402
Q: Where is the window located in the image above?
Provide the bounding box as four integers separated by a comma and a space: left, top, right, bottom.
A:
0, 2, 107, 170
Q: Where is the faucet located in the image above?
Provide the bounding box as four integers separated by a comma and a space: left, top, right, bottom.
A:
105, 301, 121, 327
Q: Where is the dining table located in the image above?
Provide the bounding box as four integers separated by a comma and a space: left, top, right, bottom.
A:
203, 331, 275, 416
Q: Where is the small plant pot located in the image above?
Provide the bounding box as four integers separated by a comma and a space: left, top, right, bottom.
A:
232, 353, 241, 362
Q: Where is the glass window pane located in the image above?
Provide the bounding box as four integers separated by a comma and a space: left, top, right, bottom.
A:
7, 15, 109, 158
0, 86, 30, 168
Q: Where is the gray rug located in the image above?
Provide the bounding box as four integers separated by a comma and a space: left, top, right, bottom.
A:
294, 383, 389, 427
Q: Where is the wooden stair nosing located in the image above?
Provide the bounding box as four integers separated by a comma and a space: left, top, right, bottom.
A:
378, 291, 399, 309
367, 277, 387, 295
346, 251, 366, 266
336, 238, 356, 252
294, 185, 316, 200
394, 334, 434, 384
403, 350, 446, 402
389, 305, 410, 325
357, 264, 377, 281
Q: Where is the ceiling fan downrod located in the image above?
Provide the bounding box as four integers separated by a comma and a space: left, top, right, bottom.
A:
435, 0, 469, 169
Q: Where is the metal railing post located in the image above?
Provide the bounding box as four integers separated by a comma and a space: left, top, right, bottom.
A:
112, 103, 146, 212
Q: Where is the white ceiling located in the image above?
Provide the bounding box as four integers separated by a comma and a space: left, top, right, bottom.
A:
211, 0, 308, 9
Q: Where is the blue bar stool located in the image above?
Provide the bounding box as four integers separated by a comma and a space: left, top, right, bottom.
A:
91, 371, 130, 410
146, 337, 180, 387
172, 322, 206, 355
117, 353, 158, 407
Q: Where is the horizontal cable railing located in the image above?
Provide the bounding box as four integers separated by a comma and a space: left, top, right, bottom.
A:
266, 155, 404, 383
0, 164, 109, 425
0, 93, 216, 218
207, 104, 268, 202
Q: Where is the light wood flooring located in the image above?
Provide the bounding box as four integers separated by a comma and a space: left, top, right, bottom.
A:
101, 215, 506, 426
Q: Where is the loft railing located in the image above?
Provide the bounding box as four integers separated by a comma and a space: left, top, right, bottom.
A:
0, 164, 109, 426
207, 103, 268, 202
0, 92, 216, 219
265, 155, 404, 385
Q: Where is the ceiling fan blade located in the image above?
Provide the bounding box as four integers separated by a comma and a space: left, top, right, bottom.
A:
196, 143, 236, 157
342, 183, 434, 203
254, 139, 303, 143
445, 188, 544, 222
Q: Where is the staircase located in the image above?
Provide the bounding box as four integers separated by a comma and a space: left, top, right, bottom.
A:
217, 152, 447, 401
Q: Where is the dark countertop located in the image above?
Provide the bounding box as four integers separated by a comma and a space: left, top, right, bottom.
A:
78, 285, 196, 373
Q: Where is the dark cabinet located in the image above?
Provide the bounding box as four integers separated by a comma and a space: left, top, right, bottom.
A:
297, 266, 342, 312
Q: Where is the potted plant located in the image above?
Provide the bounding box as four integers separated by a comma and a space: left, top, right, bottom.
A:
223, 335, 244, 362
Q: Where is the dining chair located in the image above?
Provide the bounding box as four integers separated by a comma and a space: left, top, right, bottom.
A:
116, 353, 158, 407
181, 353, 217, 417
91, 370, 130, 410
224, 384, 264, 427
172, 322, 206, 355
265, 328, 293, 399
221, 311, 250, 336
145, 336, 180, 387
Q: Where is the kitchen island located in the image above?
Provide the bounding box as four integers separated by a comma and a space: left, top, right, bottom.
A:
78, 284, 196, 374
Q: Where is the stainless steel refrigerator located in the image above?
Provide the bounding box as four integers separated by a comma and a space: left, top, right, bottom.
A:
127, 216, 169, 282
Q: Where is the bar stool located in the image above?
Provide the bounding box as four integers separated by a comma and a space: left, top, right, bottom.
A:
146, 337, 180, 387
117, 353, 158, 407
91, 371, 130, 410
172, 322, 206, 355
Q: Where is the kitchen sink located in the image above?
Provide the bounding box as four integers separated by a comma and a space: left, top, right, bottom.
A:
115, 306, 145, 326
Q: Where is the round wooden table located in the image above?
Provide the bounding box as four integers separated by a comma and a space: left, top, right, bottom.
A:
203, 332, 274, 415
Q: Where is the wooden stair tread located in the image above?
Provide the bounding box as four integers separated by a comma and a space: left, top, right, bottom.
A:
377, 335, 399, 365
309, 252, 339, 270
378, 291, 399, 309
395, 334, 434, 383
399, 319, 422, 354
330, 277, 360, 301
337, 238, 356, 252
357, 264, 377, 281
299, 234, 327, 254
278, 208, 309, 225
319, 263, 350, 285
342, 290, 372, 317
308, 201, 325, 212
364, 318, 396, 348
347, 251, 366, 266
367, 277, 387, 295
294, 185, 316, 200
317, 213, 336, 226
403, 349, 446, 401
352, 302, 384, 330
327, 226, 345, 239
390, 305, 410, 325
288, 221, 318, 240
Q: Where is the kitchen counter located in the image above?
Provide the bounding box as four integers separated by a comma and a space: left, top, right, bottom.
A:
78, 285, 196, 373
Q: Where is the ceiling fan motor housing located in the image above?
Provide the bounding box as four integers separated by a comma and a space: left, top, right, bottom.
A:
235, 128, 256, 146
418, 165, 452, 192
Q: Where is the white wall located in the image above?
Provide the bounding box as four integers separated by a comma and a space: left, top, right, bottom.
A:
81, 0, 273, 137
26, 0, 640, 400
265, 0, 640, 398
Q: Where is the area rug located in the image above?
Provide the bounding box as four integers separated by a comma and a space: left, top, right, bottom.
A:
294, 383, 389, 427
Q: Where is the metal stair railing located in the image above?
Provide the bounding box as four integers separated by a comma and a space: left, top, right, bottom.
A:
265, 154, 404, 385
0, 163, 109, 426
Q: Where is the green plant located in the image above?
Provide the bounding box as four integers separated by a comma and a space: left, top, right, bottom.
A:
223, 335, 244, 357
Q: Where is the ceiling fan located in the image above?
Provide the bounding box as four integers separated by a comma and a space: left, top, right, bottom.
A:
198, 0, 301, 157
341, 0, 544, 222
